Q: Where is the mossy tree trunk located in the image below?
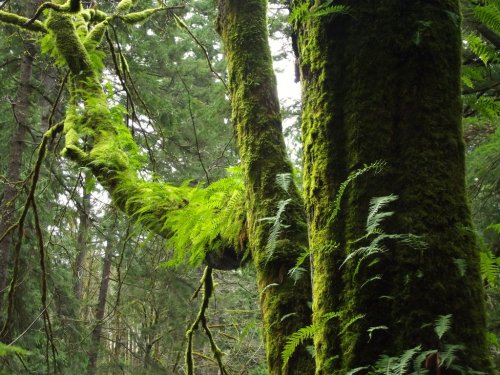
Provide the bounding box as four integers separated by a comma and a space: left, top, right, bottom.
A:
294, 0, 493, 373
216, 1, 314, 373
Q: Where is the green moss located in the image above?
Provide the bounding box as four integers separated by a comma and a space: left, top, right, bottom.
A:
116, 0, 136, 14
0, 10, 47, 33
217, 1, 314, 373
120, 8, 163, 24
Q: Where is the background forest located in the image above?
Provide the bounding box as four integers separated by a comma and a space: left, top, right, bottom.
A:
0, 0, 498, 374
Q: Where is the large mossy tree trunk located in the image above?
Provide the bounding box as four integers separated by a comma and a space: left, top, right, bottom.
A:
294, 0, 493, 373
216, 1, 314, 373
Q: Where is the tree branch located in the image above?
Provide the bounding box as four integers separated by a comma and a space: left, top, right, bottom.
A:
0, 10, 47, 33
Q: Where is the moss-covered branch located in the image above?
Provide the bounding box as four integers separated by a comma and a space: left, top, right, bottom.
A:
38, 5, 245, 269
0, 10, 47, 33
217, 0, 314, 373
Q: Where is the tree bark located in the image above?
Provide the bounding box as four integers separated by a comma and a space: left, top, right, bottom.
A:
294, 0, 493, 373
216, 1, 314, 374
74, 179, 90, 301
88, 237, 114, 375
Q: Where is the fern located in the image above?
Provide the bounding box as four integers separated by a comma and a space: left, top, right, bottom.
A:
474, 1, 500, 34
276, 173, 292, 194
366, 195, 398, 234
282, 312, 341, 370
463, 32, 499, 65
480, 250, 500, 286
463, 94, 500, 119
288, 246, 310, 283
327, 161, 386, 226
434, 314, 452, 340
163, 167, 245, 268
260, 198, 292, 262
373, 345, 422, 375
289, 1, 349, 26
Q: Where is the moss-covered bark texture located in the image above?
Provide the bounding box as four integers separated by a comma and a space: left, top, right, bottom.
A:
294, 0, 493, 373
217, 1, 314, 374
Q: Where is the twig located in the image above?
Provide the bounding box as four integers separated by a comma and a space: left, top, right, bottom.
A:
179, 76, 211, 185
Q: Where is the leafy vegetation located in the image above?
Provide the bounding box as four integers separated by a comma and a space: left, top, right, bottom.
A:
0, 0, 497, 374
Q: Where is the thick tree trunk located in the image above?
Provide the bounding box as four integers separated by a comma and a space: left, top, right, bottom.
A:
216, 1, 314, 374
0, 41, 35, 324
88, 238, 114, 375
295, 0, 492, 373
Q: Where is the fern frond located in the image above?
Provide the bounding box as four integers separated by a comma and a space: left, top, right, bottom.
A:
480, 250, 499, 286
374, 345, 421, 375
282, 312, 340, 370
440, 343, 464, 368
366, 195, 398, 233
463, 32, 499, 65
474, 2, 500, 34
327, 161, 386, 225
434, 314, 452, 340
282, 324, 317, 369
276, 173, 292, 194
463, 94, 500, 119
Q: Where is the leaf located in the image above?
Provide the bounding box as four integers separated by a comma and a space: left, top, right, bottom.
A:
282, 312, 340, 370
366, 195, 398, 233
0, 342, 29, 357
434, 314, 452, 340
276, 173, 292, 193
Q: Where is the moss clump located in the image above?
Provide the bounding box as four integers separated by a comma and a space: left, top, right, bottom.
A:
116, 0, 136, 14
120, 8, 163, 24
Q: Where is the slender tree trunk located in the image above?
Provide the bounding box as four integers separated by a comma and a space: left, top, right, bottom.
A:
216, 1, 314, 374
74, 181, 90, 300
88, 238, 114, 374
0, 41, 35, 325
294, 0, 492, 373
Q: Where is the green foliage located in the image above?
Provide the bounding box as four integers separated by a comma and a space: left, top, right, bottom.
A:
346, 315, 486, 374
259, 173, 298, 262
164, 167, 245, 267
434, 314, 452, 340
282, 312, 364, 370
463, 32, 499, 65
327, 161, 386, 226
0, 342, 29, 357
341, 195, 426, 280
474, 0, 500, 34
289, 1, 349, 26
